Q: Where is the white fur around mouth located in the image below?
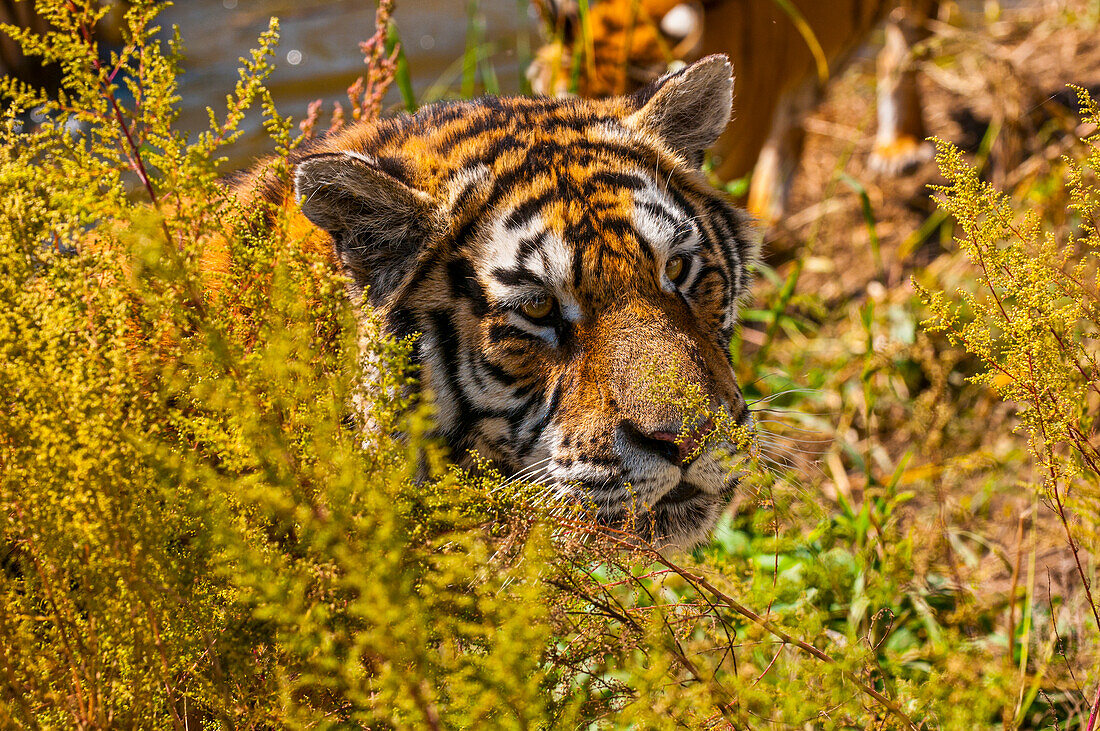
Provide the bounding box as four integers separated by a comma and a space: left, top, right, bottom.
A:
652, 481, 703, 509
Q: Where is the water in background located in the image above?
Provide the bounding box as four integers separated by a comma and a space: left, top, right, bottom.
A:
161, 0, 537, 166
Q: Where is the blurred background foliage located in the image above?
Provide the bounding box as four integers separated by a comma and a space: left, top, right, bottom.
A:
1, 0, 1099, 728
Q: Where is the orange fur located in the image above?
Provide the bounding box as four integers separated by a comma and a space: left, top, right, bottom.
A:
531, 0, 936, 221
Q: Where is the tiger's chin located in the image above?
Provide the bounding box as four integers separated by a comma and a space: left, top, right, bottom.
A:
649, 477, 739, 549
568, 475, 738, 550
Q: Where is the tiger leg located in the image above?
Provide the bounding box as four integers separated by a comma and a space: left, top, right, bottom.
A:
746, 79, 817, 226
868, 4, 934, 176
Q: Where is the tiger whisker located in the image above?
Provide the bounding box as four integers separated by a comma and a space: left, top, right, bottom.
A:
754, 434, 834, 449
495, 456, 555, 491
752, 417, 832, 435
748, 388, 817, 406
755, 440, 830, 460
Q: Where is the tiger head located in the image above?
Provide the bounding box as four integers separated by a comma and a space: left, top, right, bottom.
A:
528, 0, 704, 97
292, 55, 756, 547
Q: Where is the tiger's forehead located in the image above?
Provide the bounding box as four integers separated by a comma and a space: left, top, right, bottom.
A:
471, 166, 696, 306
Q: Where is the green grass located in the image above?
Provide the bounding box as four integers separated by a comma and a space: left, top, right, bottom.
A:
0, 1, 1097, 728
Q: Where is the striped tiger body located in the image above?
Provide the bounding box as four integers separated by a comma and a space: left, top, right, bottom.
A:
281, 56, 755, 546
530, 0, 936, 223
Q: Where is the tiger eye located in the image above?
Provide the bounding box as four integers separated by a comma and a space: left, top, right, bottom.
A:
521, 294, 555, 321
665, 255, 686, 283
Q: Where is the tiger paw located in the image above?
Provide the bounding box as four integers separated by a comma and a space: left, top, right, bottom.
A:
868, 135, 933, 177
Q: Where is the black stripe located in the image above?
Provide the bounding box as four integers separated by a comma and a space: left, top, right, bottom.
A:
589, 170, 647, 190
427, 308, 472, 440
490, 266, 543, 288
375, 154, 411, 184
595, 215, 634, 240
571, 242, 585, 290
435, 112, 624, 159
686, 265, 725, 300
637, 198, 680, 230
520, 376, 563, 456
518, 231, 550, 264
505, 189, 559, 230
583, 453, 622, 469
504, 391, 543, 434
478, 356, 517, 386
449, 173, 487, 226
702, 198, 748, 295
463, 349, 488, 392
488, 322, 544, 345
446, 257, 489, 317
385, 306, 420, 340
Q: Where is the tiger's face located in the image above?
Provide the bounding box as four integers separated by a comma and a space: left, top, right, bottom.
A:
293, 56, 755, 547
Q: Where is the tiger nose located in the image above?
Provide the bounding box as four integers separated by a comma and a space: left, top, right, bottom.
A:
621, 419, 715, 467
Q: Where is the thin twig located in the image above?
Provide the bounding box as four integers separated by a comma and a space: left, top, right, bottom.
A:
568, 523, 925, 731
75, 10, 159, 209
659, 559, 920, 731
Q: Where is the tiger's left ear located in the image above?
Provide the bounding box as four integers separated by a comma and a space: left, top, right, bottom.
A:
294, 151, 435, 303
627, 54, 734, 166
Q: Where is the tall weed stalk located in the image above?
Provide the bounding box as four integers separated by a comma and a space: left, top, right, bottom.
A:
921, 87, 1100, 726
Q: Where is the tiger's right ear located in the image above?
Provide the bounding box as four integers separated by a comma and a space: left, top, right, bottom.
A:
627, 54, 734, 166
294, 151, 434, 302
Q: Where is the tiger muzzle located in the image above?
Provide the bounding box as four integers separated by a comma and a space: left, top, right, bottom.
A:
597, 298, 741, 468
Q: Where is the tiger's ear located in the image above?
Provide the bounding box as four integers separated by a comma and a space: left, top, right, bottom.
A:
627, 54, 733, 165
294, 151, 434, 302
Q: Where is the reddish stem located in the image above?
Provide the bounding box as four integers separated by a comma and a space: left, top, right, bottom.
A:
104, 90, 159, 206
1088, 681, 1100, 731
73, 5, 174, 248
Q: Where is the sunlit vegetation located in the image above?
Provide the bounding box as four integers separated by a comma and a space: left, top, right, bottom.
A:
1, 0, 1097, 727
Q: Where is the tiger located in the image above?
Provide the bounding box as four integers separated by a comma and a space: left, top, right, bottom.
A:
528, 0, 937, 224
239, 55, 756, 547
